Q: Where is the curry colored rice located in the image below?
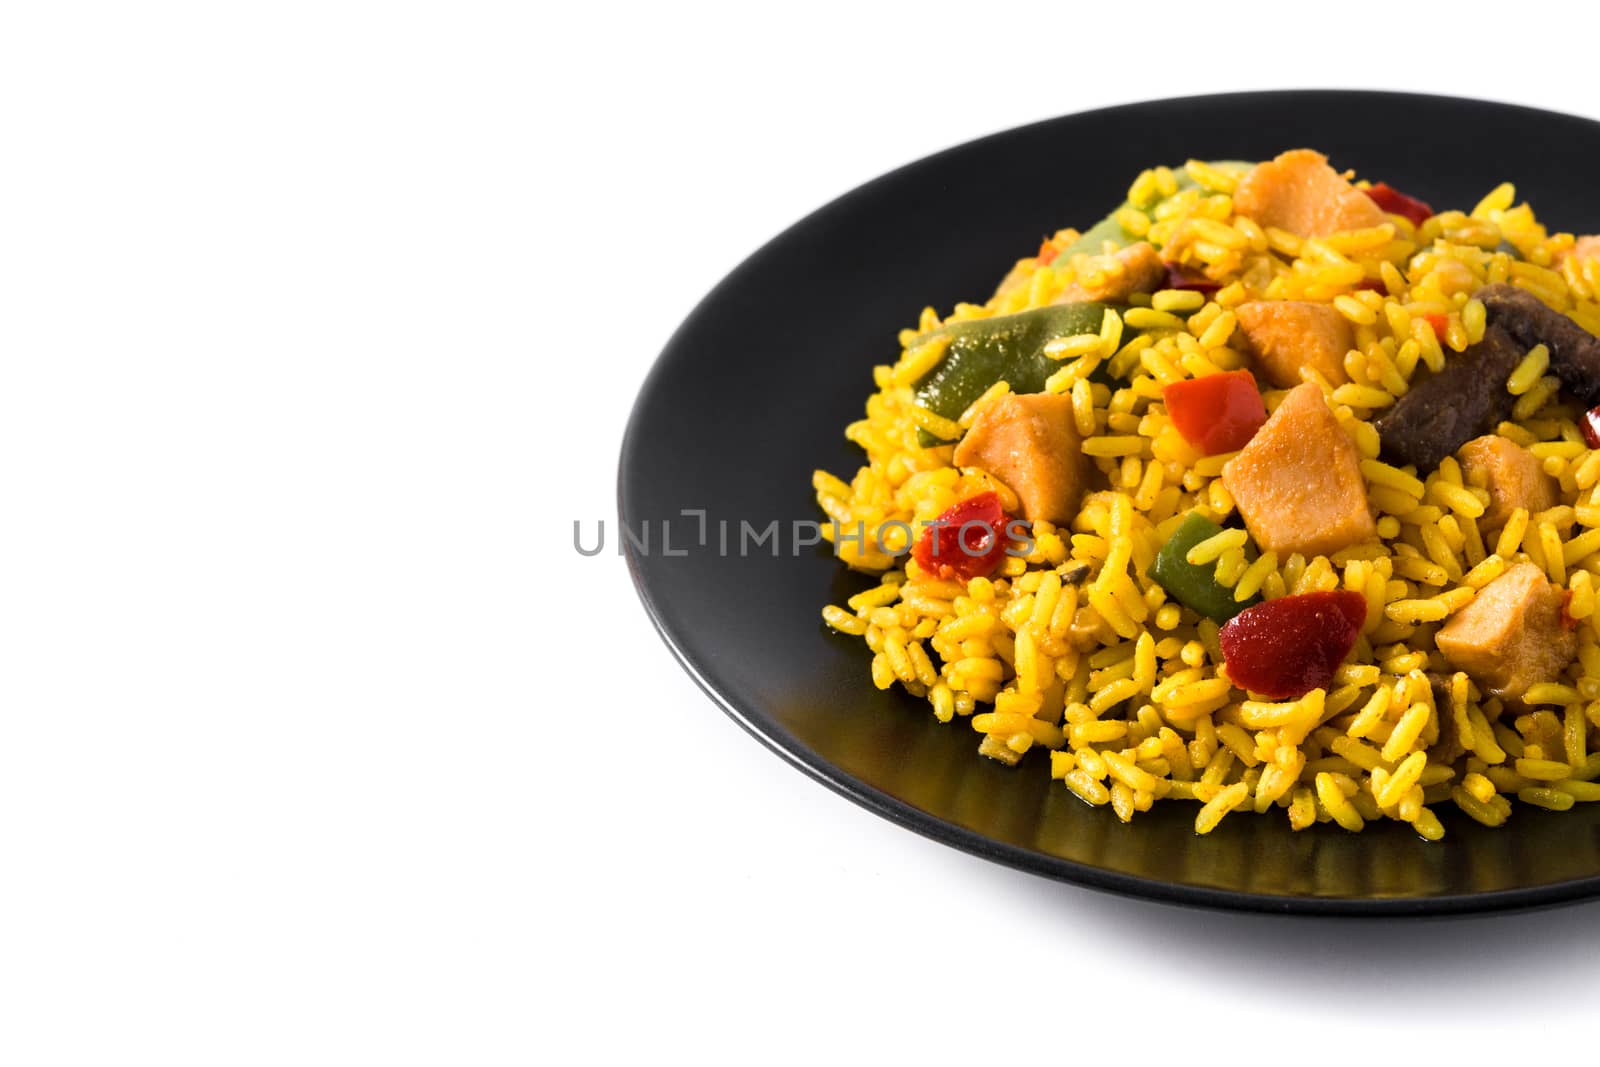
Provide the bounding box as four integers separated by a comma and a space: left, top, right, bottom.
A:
815, 154, 1600, 838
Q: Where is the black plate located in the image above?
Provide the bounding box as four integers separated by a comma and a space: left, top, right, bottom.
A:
619, 91, 1600, 914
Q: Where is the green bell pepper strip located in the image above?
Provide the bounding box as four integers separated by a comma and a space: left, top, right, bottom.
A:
909, 302, 1114, 447
1146, 511, 1260, 623
1057, 160, 1256, 261
906, 161, 1257, 448
908, 159, 1254, 447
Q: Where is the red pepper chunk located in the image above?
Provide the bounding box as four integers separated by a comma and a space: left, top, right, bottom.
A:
1365, 182, 1433, 228
1161, 370, 1268, 455
1219, 591, 1369, 700
910, 492, 1014, 581
1423, 313, 1450, 341
1037, 239, 1060, 266
1161, 263, 1220, 294
1581, 405, 1600, 449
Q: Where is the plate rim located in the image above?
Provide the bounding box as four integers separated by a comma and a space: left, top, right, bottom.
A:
619, 88, 1600, 916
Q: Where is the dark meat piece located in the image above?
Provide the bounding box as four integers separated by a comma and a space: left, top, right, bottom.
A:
1373, 325, 1520, 472
1426, 672, 1468, 765
1480, 283, 1600, 406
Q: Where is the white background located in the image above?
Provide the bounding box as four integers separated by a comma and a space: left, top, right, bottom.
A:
2, 2, 1599, 1063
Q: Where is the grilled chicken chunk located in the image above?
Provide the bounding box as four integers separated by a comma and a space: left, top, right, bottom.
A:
1235, 300, 1353, 388
953, 393, 1088, 525
1232, 149, 1387, 238
1222, 383, 1376, 558
1435, 563, 1575, 703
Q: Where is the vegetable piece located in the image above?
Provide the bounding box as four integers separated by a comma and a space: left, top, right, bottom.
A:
913, 162, 1254, 447
1422, 313, 1449, 340
1219, 591, 1368, 700
910, 302, 1113, 446
1234, 300, 1354, 388
1161, 370, 1267, 455
1456, 435, 1556, 532
1363, 182, 1433, 227
1232, 150, 1387, 238
910, 492, 1013, 582
1146, 512, 1259, 623
952, 393, 1088, 524
1582, 405, 1600, 449
1435, 563, 1577, 703
1056, 160, 1255, 262
1221, 383, 1376, 558
1372, 324, 1521, 472
1161, 263, 1219, 294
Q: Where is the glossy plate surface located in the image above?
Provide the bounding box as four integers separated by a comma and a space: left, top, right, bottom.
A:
620, 91, 1600, 914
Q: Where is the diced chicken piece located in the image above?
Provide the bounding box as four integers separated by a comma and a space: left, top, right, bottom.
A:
1435, 563, 1576, 702
1056, 241, 1165, 303
953, 392, 1087, 525
1221, 382, 1376, 557
1232, 149, 1388, 239
1568, 235, 1600, 264
1234, 300, 1353, 388
1457, 434, 1557, 532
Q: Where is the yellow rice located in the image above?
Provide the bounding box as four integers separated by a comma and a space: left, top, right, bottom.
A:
815, 158, 1600, 839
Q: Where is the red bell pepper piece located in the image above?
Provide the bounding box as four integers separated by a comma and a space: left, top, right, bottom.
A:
1365, 182, 1433, 228
911, 492, 1014, 581
1161, 263, 1220, 295
1423, 312, 1450, 341
1219, 591, 1369, 700
1161, 370, 1268, 456
1037, 239, 1060, 266
1581, 405, 1600, 450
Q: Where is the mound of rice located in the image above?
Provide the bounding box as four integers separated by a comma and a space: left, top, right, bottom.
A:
814, 158, 1600, 838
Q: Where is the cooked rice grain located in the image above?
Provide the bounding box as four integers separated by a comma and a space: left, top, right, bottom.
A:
815, 158, 1600, 839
